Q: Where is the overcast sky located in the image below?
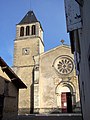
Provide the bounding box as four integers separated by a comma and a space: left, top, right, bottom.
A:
0, 0, 70, 66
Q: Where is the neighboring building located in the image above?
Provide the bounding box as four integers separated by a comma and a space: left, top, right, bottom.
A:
13, 10, 80, 114
0, 57, 27, 120
64, 0, 90, 120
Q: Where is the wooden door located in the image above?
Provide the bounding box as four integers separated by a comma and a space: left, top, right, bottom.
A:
61, 92, 72, 113
61, 92, 67, 113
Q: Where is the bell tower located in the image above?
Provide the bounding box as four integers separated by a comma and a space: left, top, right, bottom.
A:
13, 11, 44, 114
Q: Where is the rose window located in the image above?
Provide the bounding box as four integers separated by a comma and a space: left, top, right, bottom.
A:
54, 56, 74, 75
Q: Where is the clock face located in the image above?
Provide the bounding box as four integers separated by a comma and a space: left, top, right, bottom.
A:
54, 56, 74, 75
22, 48, 30, 55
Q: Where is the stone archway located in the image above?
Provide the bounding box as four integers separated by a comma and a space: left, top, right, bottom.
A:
55, 81, 76, 112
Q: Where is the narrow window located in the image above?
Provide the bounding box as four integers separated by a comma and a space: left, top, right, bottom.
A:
31, 25, 36, 35
26, 26, 30, 36
20, 27, 24, 36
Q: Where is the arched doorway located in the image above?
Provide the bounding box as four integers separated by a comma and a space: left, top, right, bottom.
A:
56, 82, 76, 113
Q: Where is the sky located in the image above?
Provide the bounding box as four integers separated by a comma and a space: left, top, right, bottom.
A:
0, 0, 70, 66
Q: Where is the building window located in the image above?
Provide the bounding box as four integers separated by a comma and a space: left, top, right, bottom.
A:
31, 25, 36, 35
53, 56, 74, 75
26, 26, 30, 36
20, 27, 24, 36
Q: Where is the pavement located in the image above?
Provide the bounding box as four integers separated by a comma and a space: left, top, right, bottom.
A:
15, 113, 83, 120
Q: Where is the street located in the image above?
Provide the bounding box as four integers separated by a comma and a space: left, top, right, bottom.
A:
13, 113, 82, 120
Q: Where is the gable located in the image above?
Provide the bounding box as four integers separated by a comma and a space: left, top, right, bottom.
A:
0, 57, 27, 89
39, 45, 74, 79
0, 67, 10, 81
40, 45, 73, 60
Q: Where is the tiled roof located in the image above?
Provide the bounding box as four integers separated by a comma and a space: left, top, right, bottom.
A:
18, 11, 38, 25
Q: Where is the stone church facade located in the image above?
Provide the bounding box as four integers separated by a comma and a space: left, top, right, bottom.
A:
13, 11, 80, 114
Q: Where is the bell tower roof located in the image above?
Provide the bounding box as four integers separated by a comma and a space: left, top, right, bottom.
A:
18, 11, 38, 25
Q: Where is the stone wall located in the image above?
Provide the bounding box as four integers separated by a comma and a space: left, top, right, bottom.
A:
38, 45, 80, 113
0, 68, 18, 120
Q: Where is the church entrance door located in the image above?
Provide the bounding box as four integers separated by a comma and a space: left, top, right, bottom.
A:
61, 92, 72, 113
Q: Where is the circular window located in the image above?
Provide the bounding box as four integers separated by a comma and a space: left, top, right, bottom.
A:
54, 56, 74, 75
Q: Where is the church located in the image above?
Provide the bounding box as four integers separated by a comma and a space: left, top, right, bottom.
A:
13, 11, 80, 114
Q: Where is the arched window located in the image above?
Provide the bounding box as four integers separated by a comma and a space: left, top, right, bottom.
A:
20, 27, 24, 36
31, 25, 36, 35
26, 26, 30, 36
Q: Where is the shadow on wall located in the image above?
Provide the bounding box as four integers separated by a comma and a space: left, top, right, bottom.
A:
30, 69, 34, 113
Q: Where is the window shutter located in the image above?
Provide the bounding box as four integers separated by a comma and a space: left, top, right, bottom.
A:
64, 0, 82, 32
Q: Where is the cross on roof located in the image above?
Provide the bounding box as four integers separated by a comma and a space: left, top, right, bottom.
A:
60, 39, 65, 44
